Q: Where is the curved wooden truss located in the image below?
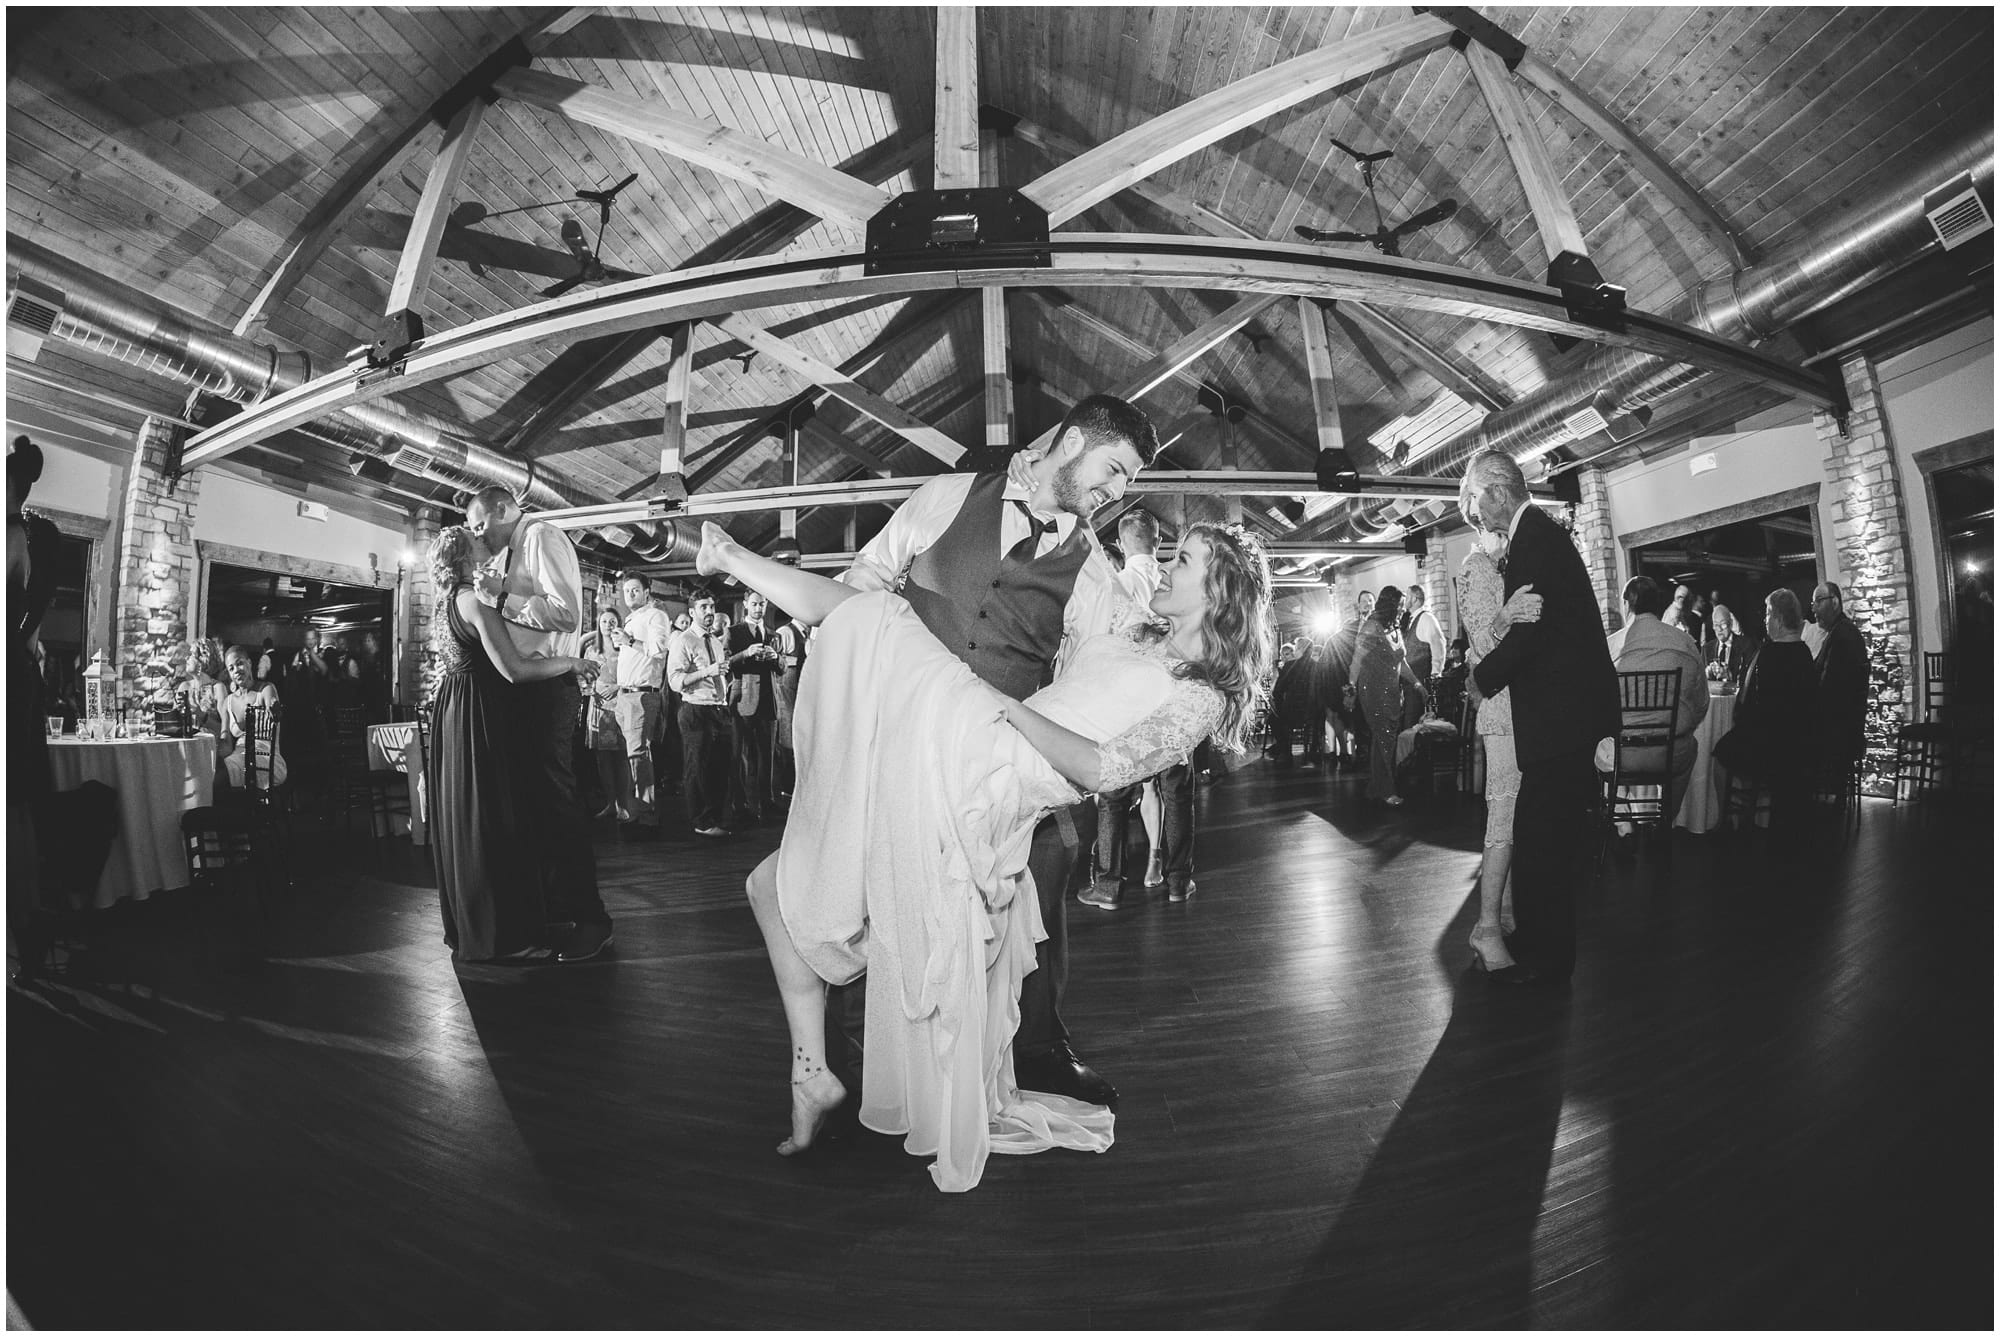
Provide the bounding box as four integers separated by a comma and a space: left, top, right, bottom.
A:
182, 235, 1836, 470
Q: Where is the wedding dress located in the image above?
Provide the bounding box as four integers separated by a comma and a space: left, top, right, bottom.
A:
775, 591, 1222, 1191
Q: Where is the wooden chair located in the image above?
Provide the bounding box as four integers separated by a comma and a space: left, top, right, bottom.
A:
1600, 668, 1683, 860
327, 705, 398, 846
1811, 753, 1865, 835
1893, 650, 1993, 813
219, 703, 292, 887
181, 804, 261, 961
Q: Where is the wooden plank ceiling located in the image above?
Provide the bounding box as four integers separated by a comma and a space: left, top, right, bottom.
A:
6, 6, 1993, 556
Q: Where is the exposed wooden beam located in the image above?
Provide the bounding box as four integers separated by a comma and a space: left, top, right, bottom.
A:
1042, 295, 1316, 464
658, 323, 692, 478
229, 13, 564, 339
182, 237, 1840, 468
1333, 299, 1513, 412
1512, 53, 1751, 270
1019, 14, 1454, 225
1024, 292, 1282, 455
1462, 41, 1587, 263
499, 134, 930, 459
386, 97, 488, 318
934, 7, 981, 190
1297, 297, 1347, 459
710, 313, 965, 467
801, 420, 895, 477
671, 291, 970, 495
494, 67, 892, 228
981, 130, 1013, 447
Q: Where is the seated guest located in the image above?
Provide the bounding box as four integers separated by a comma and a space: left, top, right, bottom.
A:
1706, 602, 1750, 686
1713, 589, 1819, 830
1808, 582, 1869, 772
217, 643, 285, 789
1595, 576, 1709, 818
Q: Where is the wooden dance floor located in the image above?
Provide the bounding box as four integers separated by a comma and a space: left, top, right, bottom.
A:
9, 762, 1990, 1329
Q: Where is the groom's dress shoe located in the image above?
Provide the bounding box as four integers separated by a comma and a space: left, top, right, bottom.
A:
1015, 1042, 1119, 1109
1485, 963, 1543, 986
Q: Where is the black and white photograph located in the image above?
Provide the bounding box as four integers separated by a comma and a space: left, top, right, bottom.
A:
5, 5, 1992, 1329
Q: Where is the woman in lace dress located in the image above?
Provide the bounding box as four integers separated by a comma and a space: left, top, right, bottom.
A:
695, 520, 1271, 1192
1456, 525, 1543, 977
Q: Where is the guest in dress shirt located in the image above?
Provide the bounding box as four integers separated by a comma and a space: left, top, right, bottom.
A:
465, 485, 611, 964
770, 611, 809, 806
1595, 576, 1710, 821
617, 574, 675, 834
667, 591, 733, 838
727, 591, 781, 823
1706, 602, 1750, 685
1401, 583, 1446, 686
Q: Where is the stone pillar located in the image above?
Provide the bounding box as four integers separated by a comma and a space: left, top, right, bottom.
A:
404, 506, 441, 711
1573, 465, 1621, 633
112, 417, 203, 709
1813, 353, 1917, 793
1420, 548, 1451, 638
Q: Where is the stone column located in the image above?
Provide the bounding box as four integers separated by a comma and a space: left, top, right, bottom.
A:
112, 417, 203, 709
1420, 548, 1451, 638
403, 506, 441, 710
1573, 465, 1620, 633
1813, 353, 1917, 792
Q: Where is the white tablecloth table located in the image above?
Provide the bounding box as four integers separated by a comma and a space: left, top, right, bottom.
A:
48, 735, 216, 909
1674, 689, 1736, 833
365, 722, 427, 846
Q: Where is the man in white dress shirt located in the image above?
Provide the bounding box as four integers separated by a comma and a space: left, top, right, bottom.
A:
616, 574, 675, 835
667, 591, 733, 838
466, 485, 612, 963
826, 393, 1161, 1114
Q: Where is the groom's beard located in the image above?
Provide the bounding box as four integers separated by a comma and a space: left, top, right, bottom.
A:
1050, 456, 1096, 518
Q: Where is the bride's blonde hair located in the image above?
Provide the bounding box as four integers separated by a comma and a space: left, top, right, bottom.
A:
1168, 521, 1274, 752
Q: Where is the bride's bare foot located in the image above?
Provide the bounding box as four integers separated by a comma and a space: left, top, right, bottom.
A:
778, 1069, 847, 1157
694, 521, 739, 579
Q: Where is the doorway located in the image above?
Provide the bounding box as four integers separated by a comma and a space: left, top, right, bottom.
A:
1930, 456, 1992, 709
203, 562, 393, 707
1628, 502, 1820, 641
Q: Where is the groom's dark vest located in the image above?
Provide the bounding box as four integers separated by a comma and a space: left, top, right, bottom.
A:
903, 472, 1091, 703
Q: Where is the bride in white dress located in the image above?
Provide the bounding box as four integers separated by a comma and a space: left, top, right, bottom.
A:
694, 520, 1272, 1192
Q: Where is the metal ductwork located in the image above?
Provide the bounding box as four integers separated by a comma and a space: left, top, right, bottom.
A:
6, 238, 699, 565
1316, 127, 1996, 545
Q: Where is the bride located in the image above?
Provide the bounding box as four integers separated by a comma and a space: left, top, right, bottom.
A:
695, 518, 1273, 1192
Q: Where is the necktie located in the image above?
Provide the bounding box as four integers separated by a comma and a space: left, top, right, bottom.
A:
1008, 501, 1054, 562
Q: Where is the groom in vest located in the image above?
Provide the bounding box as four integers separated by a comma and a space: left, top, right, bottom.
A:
827, 393, 1162, 1113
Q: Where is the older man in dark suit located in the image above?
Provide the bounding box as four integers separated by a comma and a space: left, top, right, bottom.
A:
1463, 451, 1619, 986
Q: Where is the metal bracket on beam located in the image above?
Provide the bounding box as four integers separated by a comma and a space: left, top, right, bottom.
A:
1419, 7, 1528, 69
369, 309, 425, 370
864, 188, 1050, 276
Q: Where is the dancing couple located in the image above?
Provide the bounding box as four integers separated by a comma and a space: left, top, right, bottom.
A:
424, 488, 615, 965
702, 395, 1275, 1192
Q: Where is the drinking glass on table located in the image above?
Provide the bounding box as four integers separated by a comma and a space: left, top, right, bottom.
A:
46, 716, 62, 739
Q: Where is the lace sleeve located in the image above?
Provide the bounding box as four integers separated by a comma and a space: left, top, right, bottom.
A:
1094, 675, 1224, 791
1459, 552, 1507, 662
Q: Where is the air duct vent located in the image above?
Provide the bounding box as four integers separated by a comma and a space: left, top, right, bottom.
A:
1924, 173, 1993, 250
6, 279, 62, 362
1561, 402, 1609, 440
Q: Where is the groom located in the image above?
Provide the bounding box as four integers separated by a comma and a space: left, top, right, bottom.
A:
827, 393, 1162, 1111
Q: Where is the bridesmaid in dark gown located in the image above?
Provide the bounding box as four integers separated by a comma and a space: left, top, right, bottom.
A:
424, 526, 600, 963
9, 437, 61, 972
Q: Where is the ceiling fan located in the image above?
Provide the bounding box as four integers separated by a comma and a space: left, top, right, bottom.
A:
442, 172, 642, 296
1293, 134, 1458, 258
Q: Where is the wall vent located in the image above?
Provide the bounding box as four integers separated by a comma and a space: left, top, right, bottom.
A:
1924, 173, 1993, 250
5, 278, 62, 362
